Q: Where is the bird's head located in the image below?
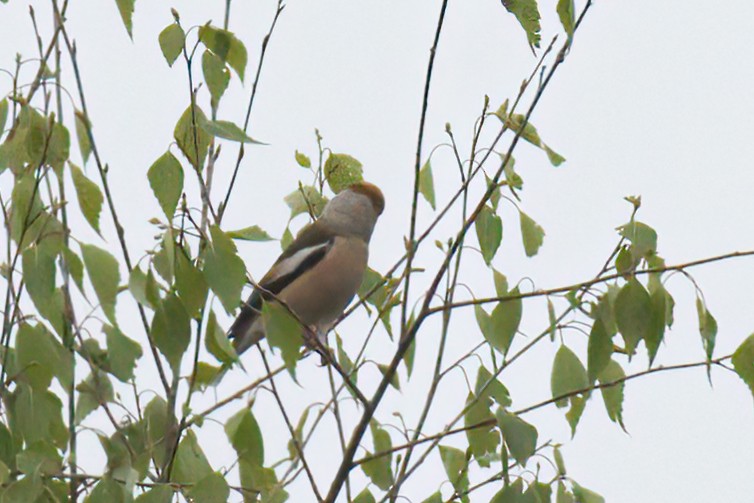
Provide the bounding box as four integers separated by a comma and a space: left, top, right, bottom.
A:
321, 182, 385, 241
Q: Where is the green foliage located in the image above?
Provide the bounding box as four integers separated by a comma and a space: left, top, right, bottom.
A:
202, 50, 230, 107
148, 151, 184, 219
475, 204, 503, 265
284, 185, 327, 218
227, 225, 274, 241
497, 410, 537, 466
262, 302, 303, 376
174, 105, 212, 170
439, 445, 469, 503
198, 25, 248, 80
614, 278, 652, 356
158, 23, 185, 66
732, 334, 754, 400
81, 243, 120, 325
203, 225, 246, 313
519, 210, 545, 257
418, 159, 436, 210
361, 421, 393, 490
500, 0, 542, 49
324, 152, 364, 193
114, 0, 135, 38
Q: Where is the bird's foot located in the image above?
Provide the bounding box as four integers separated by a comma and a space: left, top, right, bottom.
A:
302, 326, 333, 366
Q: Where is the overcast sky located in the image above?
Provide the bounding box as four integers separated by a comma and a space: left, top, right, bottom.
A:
2, 1, 754, 502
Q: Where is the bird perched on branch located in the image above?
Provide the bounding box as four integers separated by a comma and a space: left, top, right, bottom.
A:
228, 182, 385, 355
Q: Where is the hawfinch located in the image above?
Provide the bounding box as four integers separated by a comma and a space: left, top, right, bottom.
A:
228, 182, 385, 355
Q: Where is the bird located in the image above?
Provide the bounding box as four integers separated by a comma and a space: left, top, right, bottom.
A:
228, 181, 385, 356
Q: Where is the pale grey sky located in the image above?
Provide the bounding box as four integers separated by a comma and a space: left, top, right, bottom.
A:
2, 1, 754, 502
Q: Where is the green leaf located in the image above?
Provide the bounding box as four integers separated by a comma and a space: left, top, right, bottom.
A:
732, 334, 754, 400
201, 119, 261, 144
618, 221, 657, 260
557, 482, 575, 503
403, 335, 416, 378
171, 430, 213, 484
475, 366, 512, 407
151, 294, 191, 371
696, 297, 717, 362
81, 244, 120, 325
598, 359, 625, 428
202, 50, 230, 106
418, 159, 436, 210
476, 205, 502, 265
646, 280, 668, 365
22, 243, 57, 315
295, 150, 311, 168
507, 114, 564, 166
193, 362, 223, 391
287, 408, 309, 462
147, 151, 184, 219
48, 122, 70, 175
587, 318, 612, 383
198, 25, 248, 80
0, 99, 8, 133
135, 486, 173, 503
500, 0, 541, 48
439, 446, 469, 502
158, 23, 185, 66
2, 475, 43, 502
548, 297, 557, 341
203, 225, 246, 313
362, 421, 393, 491
519, 211, 545, 257
16, 442, 63, 476
551, 345, 588, 407
174, 105, 212, 170
74, 110, 92, 163
227, 225, 274, 241
225, 408, 264, 466
75, 370, 114, 424
70, 162, 103, 233
10, 383, 68, 448
188, 471, 229, 503
614, 278, 652, 356
62, 246, 86, 298
16, 323, 71, 391
86, 477, 127, 502
104, 324, 142, 382
477, 288, 522, 356
565, 394, 587, 437
497, 410, 537, 466
175, 251, 208, 317
557, 0, 575, 40
144, 396, 172, 470
421, 492, 443, 503
464, 392, 499, 467
572, 482, 605, 503
114, 0, 135, 38
377, 363, 401, 391
491, 479, 524, 503
354, 489, 377, 503
263, 302, 303, 377
206, 310, 238, 365
554, 446, 566, 476
324, 153, 364, 193
128, 266, 160, 310
284, 185, 328, 218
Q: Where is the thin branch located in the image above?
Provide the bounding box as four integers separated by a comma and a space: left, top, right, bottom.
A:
219, 0, 284, 221
259, 348, 324, 502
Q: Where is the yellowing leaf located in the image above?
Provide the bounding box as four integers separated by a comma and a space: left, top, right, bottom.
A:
324, 153, 364, 193
174, 105, 211, 170
419, 159, 436, 210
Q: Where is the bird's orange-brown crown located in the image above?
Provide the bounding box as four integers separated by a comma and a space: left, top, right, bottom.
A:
348, 181, 385, 215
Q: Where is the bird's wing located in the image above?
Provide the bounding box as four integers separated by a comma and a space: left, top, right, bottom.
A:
227, 221, 335, 350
